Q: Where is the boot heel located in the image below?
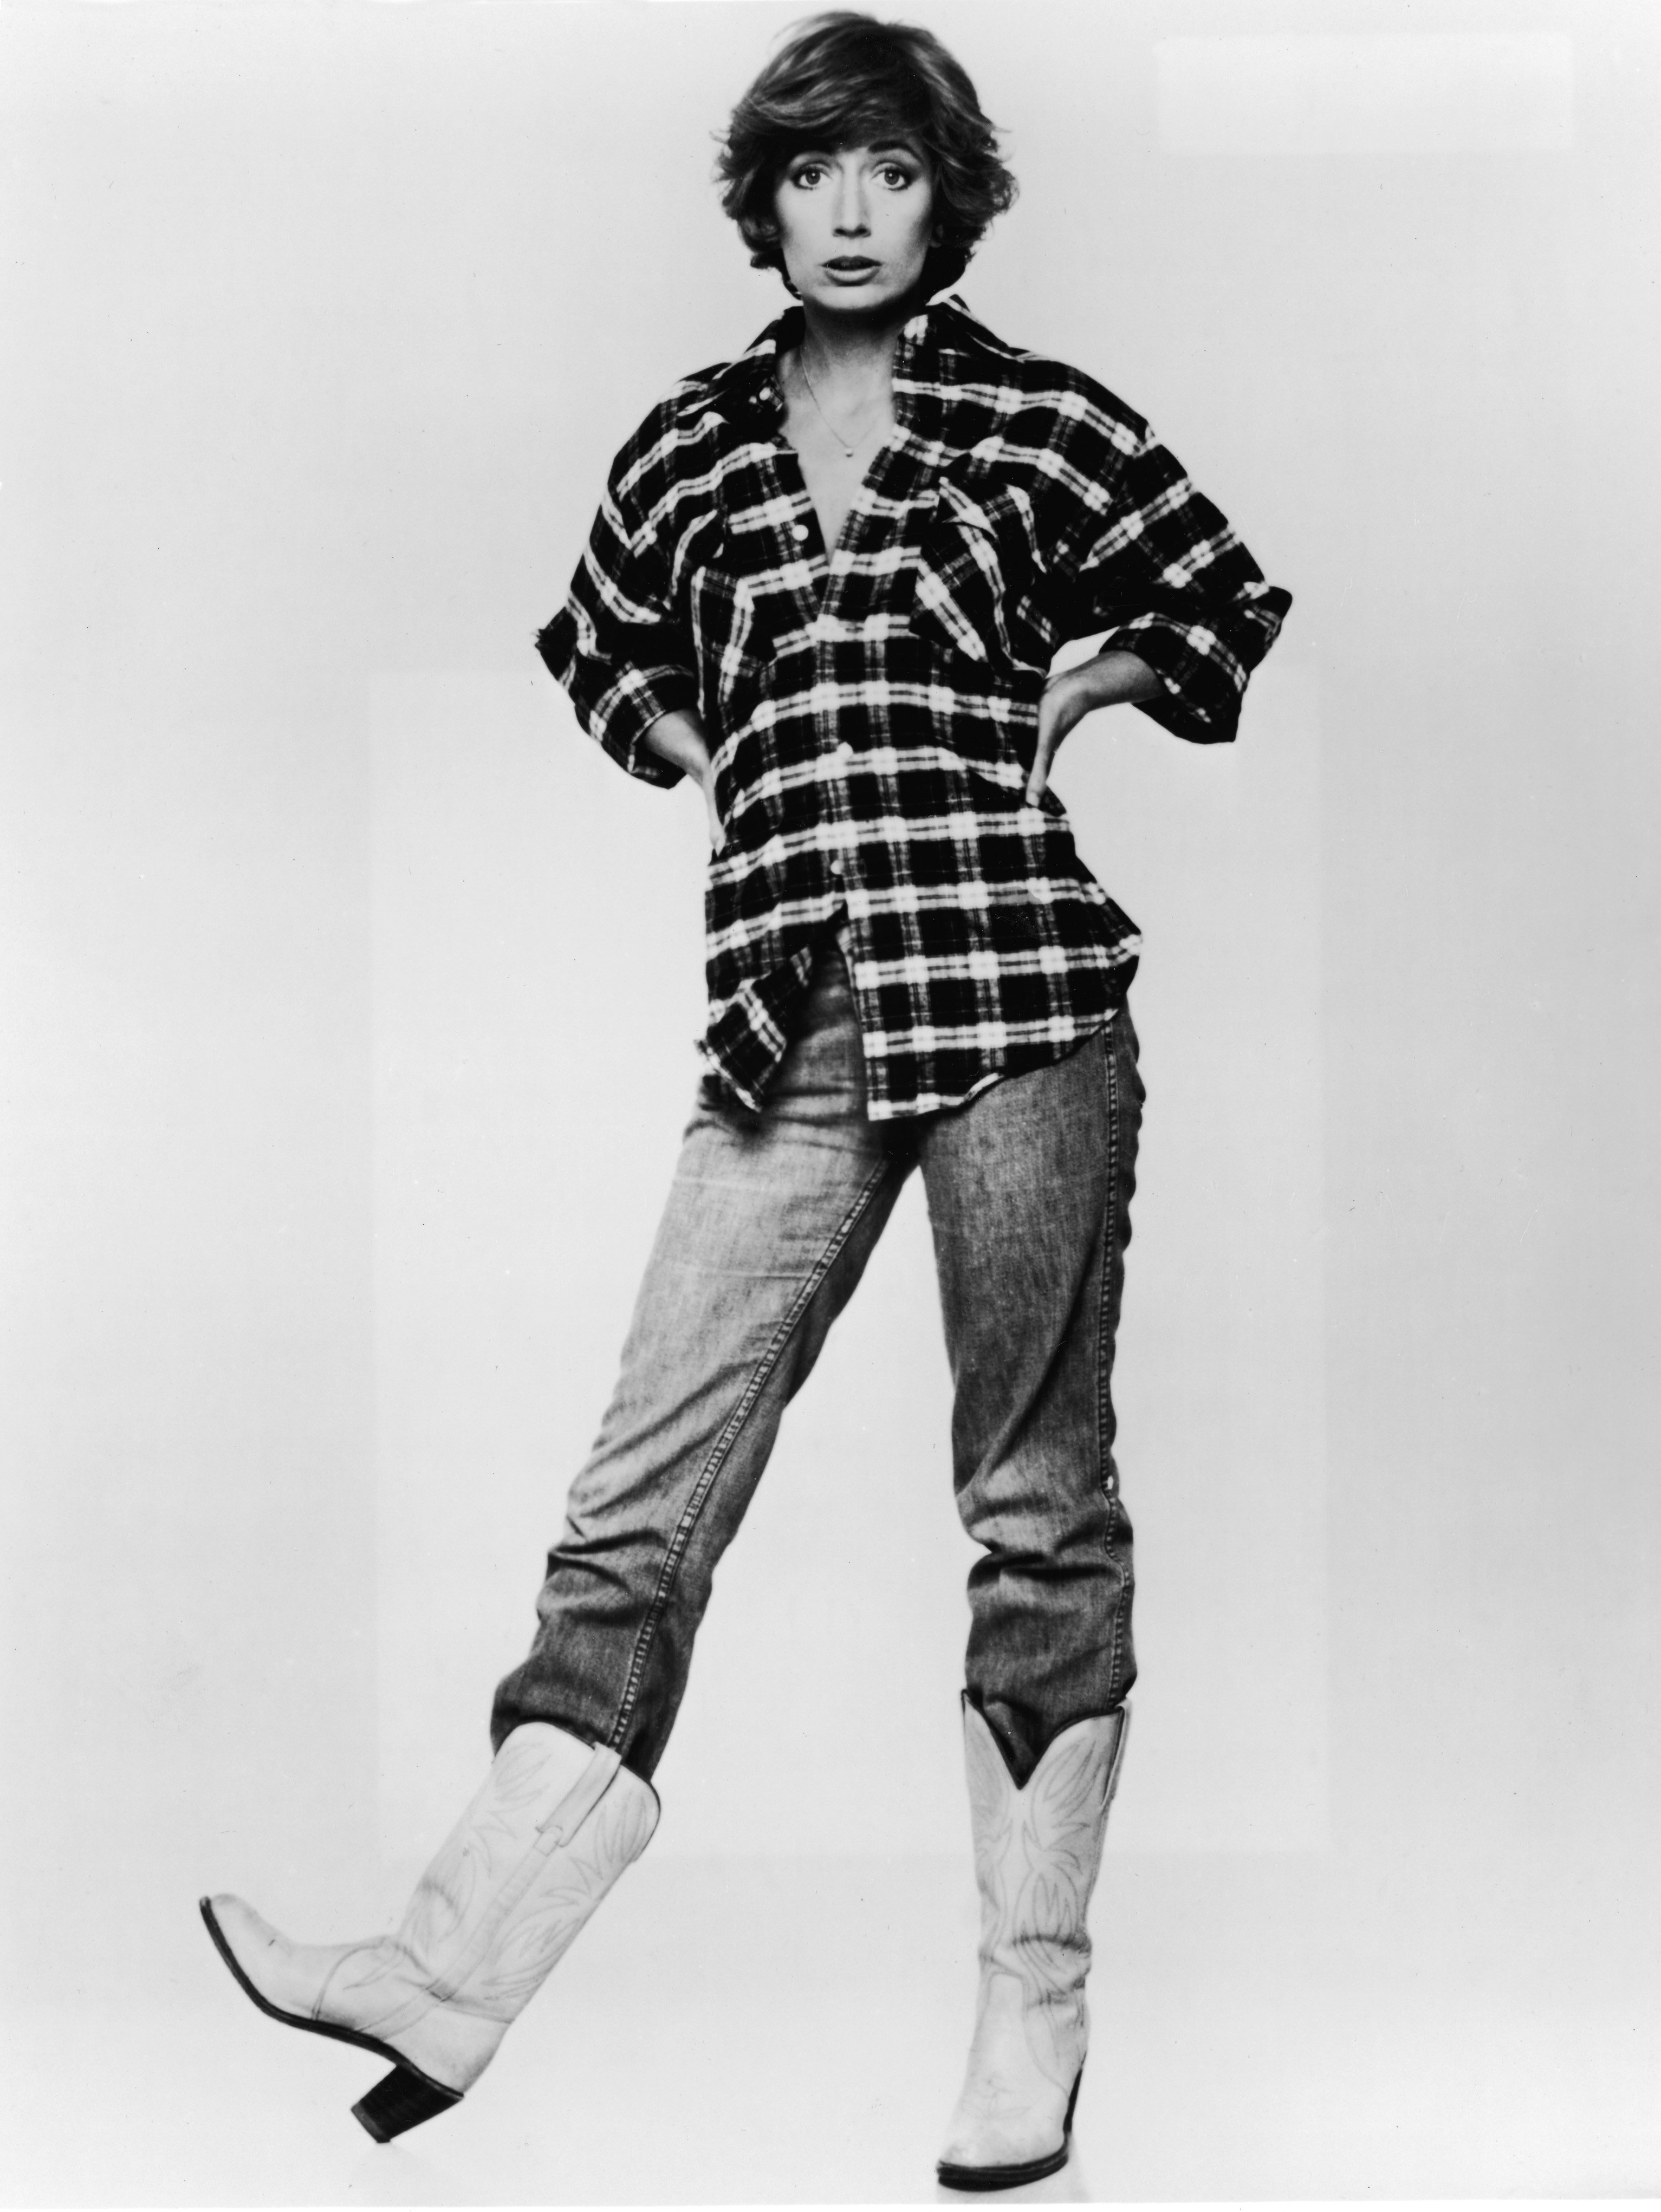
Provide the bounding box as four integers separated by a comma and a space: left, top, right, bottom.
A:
351, 2064, 462, 2143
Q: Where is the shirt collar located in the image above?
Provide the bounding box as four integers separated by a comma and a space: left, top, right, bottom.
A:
708, 291, 972, 433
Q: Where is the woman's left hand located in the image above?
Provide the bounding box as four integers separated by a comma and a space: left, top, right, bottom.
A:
1026, 667, 1095, 805
1025, 649, 1166, 805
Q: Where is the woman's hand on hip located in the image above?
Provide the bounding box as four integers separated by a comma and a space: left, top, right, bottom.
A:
644, 708, 725, 853
1027, 649, 1165, 805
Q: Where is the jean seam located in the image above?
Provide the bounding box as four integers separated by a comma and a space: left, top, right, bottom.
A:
1096, 1021, 1130, 1703
605, 1151, 896, 1753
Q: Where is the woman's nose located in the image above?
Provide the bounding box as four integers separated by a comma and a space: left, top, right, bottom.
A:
832, 179, 870, 235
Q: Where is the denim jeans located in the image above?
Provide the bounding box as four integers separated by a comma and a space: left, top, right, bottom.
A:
491, 944, 1143, 1788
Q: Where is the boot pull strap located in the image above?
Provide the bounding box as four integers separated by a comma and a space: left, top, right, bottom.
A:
534, 1743, 622, 1855
425, 1745, 627, 2002
1103, 1703, 1131, 1808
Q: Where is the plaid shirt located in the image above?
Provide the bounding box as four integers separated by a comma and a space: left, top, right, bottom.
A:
538, 296, 1290, 1118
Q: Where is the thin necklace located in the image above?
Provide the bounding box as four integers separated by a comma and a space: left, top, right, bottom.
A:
797, 350, 883, 461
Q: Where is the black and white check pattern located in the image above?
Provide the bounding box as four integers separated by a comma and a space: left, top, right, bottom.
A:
538, 297, 1291, 1117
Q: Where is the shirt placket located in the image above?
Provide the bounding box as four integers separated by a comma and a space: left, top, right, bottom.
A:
759, 427, 859, 926
817, 320, 934, 948
725, 370, 840, 930
811, 541, 854, 920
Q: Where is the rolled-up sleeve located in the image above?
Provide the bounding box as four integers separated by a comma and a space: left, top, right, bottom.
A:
536, 461, 700, 789
1064, 427, 1292, 746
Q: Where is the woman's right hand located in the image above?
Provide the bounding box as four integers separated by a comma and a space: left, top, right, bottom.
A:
643, 708, 725, 854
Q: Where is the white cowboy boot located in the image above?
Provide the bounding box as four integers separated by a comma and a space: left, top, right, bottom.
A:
936, 1700, 1129, 2191
201, 1722, 659, 2140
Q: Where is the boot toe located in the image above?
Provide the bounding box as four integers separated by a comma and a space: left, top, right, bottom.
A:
201, 1894, 291, 2003
200, 1893, 356, 2027
936, 2138, 1070, 2192
939, 2112, 1065, 2177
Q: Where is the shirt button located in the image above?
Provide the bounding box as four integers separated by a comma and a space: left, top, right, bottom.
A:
829, 858, 845, 879
791, 523, 810, 543
835, 741, 853, 762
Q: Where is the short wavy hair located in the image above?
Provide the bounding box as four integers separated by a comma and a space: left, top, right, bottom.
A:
716, 12, 1016, 297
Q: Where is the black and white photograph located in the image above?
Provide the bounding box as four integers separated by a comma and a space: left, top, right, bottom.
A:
1, 1, 1656, 2202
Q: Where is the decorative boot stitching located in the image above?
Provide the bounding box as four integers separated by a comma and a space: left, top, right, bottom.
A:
420, 1746, 626, 2003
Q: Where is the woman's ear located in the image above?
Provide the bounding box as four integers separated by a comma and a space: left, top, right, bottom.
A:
750, 219, 795, 290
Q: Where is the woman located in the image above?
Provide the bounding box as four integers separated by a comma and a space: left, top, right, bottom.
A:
201, 12, 1290, 2190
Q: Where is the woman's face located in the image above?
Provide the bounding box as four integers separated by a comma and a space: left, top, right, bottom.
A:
770, 140, 937, 318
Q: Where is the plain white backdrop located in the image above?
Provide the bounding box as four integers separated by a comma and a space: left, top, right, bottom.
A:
2, 1, 1658, 2200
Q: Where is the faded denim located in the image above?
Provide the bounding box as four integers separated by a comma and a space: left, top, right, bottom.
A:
491, 945, 1141, 1788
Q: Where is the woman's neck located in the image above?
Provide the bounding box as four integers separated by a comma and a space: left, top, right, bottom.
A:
796, 298, 919, 386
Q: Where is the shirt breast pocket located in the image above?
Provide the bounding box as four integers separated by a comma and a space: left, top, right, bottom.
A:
683, 529, 770, 741
907, 474, 1044, 672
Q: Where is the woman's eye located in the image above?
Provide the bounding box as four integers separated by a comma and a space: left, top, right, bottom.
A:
791, 164, 826, 188
878, 166, 915, 189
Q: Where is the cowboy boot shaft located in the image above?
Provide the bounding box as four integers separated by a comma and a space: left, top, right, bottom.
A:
964, 1706, 1119, 2078
203, 1723, 659, 2110
386, 1726, 655, 2022
938, 1704, 1128, 2189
